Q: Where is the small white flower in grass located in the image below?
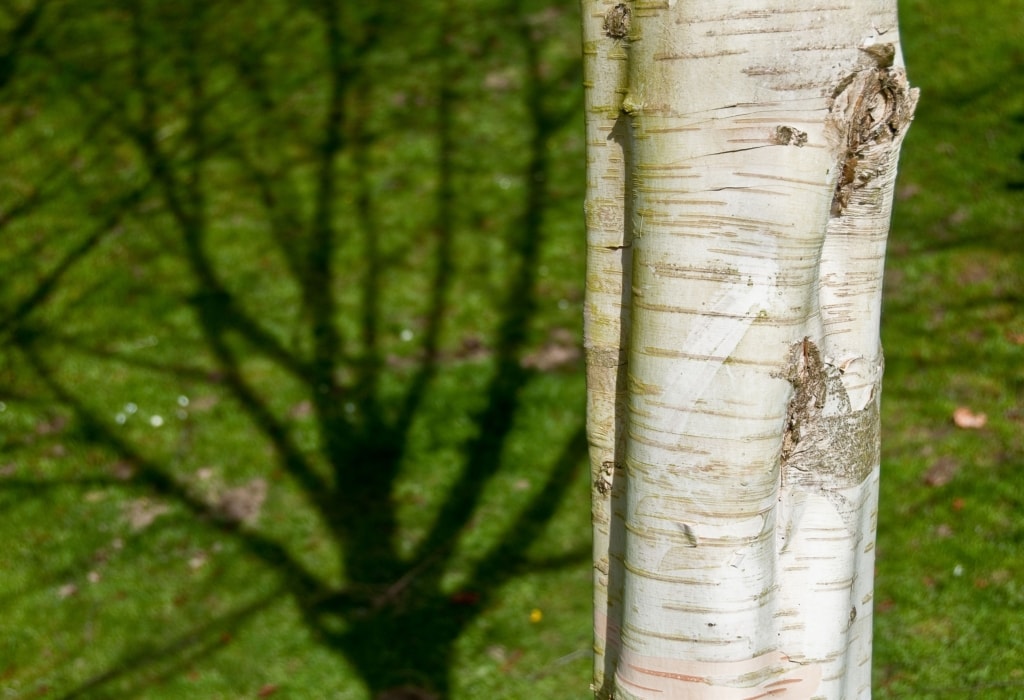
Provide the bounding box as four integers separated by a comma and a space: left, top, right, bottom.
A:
149, 415, 164, 427
177, 395, 190, 407
115, 413, 127, 425
125, 403, 138, 414
400, 329, 414, 342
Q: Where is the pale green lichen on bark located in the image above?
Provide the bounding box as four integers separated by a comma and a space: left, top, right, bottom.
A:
781, 338, 880, 489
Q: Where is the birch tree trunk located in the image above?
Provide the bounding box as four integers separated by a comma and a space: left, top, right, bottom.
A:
581, 1, 632, 696
582, 2, 917, 698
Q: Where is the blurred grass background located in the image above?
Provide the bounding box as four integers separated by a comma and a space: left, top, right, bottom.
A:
0, 1, 1020, 698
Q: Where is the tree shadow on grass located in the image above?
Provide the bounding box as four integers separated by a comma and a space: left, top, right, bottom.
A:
0, 1, 586, 697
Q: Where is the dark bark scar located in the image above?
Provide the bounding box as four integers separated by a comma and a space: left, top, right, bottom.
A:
781, 337, 827, 467
780, 338, 881, 502
829, 46, 917, 216
603, 3, 631, 40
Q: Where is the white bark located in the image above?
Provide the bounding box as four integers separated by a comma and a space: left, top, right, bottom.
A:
582, 1, 632, 696
582, 2, 917, 698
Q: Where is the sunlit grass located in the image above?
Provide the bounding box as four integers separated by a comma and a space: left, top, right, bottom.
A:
0, 0, 1021, 698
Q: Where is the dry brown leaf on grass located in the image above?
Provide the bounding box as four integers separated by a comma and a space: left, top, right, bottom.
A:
1004, 329, 1024, 346
288, 400, 312, 419
110, 460, 135, 480
375, 687, 437, 700
124, 498, 169, 531
952, 406, 987, 429
520, 328, 581, 372
214, 477, 267, 524
521, 343, 580, 371
922, 456, 960, 487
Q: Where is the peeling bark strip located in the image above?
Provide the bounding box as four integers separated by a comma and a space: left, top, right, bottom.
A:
583, 2, 915, 698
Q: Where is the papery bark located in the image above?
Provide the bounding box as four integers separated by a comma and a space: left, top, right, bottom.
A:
581, 1, 632, 696
582, 2, 917, 698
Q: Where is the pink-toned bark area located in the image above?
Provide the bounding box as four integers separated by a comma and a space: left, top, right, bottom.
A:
616, 650, 822, 700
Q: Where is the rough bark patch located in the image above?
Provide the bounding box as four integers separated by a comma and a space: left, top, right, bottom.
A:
771, 125, 807, 147
828, 48, 918, 216
781, 338, 879, 489
595, 460, 616, 495
603, 4, 631, 40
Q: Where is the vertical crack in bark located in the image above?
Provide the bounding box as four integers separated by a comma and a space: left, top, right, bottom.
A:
828, 46, 918, 216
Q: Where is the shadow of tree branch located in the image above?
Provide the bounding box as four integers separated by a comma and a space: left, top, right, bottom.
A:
0, 1, 587, 697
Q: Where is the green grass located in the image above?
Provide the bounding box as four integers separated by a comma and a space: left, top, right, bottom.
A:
0, 0, 1021, 698
874, 1, 1024, 696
